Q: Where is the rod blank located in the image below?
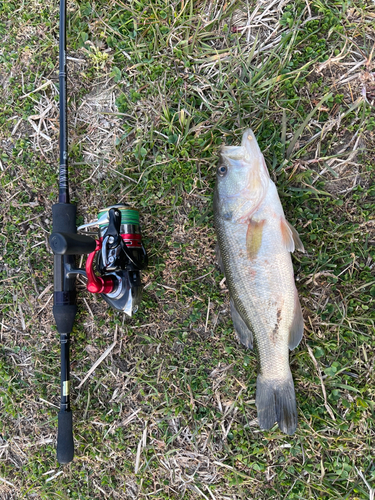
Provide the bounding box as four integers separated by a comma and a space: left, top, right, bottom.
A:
59, 0, 68, 204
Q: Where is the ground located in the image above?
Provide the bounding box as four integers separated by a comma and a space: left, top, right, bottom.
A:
0, 0, 374, 499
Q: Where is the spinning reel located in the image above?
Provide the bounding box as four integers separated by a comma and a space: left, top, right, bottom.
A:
50, 205, 147, 318
78, 205, 148, 315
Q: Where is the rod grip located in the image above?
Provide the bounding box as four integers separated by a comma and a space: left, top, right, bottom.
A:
52, 203, 77, 233
57, 410, 74, 464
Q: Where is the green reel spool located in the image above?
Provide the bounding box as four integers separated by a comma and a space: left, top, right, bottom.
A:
98, 205, 140, 229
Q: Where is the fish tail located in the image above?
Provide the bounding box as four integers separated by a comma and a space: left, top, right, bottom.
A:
255, 373, 297, 435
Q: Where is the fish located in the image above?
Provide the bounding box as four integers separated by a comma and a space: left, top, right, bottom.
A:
213, 129, 304, 435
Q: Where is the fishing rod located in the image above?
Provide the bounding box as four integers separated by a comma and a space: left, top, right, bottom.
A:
49, 0, 147, 464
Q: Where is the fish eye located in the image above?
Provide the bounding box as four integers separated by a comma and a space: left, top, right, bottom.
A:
217, 165, 227, 177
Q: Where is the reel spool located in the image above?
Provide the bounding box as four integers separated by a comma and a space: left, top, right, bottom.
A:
78, 205, 148, 316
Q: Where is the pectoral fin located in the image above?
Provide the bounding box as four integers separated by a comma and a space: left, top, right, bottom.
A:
280, 218, 304, 253
288, 289, 304, 350
230, 299, 253, 350
246, 219, 266, 259
286, 220, 305, 253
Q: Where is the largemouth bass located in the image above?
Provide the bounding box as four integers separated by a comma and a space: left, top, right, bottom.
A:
213, 129, 304, 435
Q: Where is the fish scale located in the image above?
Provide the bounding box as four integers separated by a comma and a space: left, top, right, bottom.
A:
214, 129, 304, 435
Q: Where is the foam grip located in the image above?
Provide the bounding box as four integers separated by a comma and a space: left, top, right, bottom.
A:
57, 410, 74, 464
52, 203, 77, 233
53, 304, 77, 334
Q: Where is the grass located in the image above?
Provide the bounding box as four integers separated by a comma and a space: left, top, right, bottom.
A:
0, 0, 375, 498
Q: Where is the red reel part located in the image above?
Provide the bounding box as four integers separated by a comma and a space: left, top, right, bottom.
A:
85, 234, 141, 294
122, 233, 142, 248
85, 240, 114, 294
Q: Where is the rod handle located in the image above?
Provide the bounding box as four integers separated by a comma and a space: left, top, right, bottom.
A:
52, 203, 77, 233
57, 410, 74, 464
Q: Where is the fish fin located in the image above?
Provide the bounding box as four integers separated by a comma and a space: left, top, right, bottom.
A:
215, 243, 224, 273
246, 219, 266, 259
280, 217, 295, 253
286, 220, 305, 253
230, 299, 253, 350
289, 289, 304, 350
256, 373, 298, 435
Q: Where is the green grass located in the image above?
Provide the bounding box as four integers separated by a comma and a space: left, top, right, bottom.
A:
1, 0, 374, 498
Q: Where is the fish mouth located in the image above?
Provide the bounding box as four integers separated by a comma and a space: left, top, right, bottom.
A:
220, 144, 247, 161
220, 129, 262, 161
241, 128, 256, 145
241, 128, 263, 157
